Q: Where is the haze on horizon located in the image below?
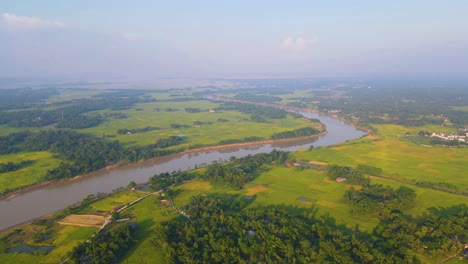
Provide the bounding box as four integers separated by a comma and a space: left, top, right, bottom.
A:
1, 1, 468, 82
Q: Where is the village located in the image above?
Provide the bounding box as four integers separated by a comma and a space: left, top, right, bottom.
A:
429, 129, 468, 143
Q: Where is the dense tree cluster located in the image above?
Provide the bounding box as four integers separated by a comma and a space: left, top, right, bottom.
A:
0, 89, 155, 128
56, 114, 103, 129
184, 107, 202, 113
202, 150, 288, 189
0, 88, 58, 111
234, 93, 282, 103
218, 102, 288, 121
153, 194, 467, 263
344, 185, 416, 218
0, 160, 34, 173
327, 165, 371, 185
314, 85, 468, 127
355, 164, 383, 176
153, 136, 185, 149
117, 126, 160, 134
68, 224, 135, 264
271, 127, 320, 140
0, 132, 29, 154
149, 171, 196, 191
217, 136, 265, 145
415, 181, 462, 194
193, 120, 212, 126
15, 130, 173, 181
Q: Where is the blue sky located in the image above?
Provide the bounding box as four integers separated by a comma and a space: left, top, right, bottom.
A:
1, 1, 467, 80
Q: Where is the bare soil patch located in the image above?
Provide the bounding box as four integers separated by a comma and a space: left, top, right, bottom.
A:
58, 214, 105, 227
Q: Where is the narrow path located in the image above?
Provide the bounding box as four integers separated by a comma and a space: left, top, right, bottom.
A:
169, 198, 192, 222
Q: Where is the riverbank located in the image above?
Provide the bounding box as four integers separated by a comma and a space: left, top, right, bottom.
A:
207, 95, 374, 135
0, 130, 327, 202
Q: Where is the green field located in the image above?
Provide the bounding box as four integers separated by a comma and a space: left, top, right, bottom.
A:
293, 124, 468, 191
0, 190, 147, 263
1, 159, 465, 263
0, 151, 60, 193
80, 100, 318, 148
0, 96, 318, 194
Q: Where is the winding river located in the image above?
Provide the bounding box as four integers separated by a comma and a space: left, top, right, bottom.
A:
0, 111, 366, 231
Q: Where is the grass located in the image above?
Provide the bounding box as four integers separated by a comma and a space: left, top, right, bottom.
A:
0, 97, 318, 194
80, 100, 319, 148
449, 106, 468, 112
76, 190, 146, 214
0, 125, 28, 136
293, 124, 468, 191
0, 224, 96, 264
1, 162, 465, 263
0, 151, 60, 193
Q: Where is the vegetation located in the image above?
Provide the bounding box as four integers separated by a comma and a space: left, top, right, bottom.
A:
327, 164, 371, 185
116, 126, 160, 134
218, 102, 288, 121
153, 135, 185, 149
153, 194, 466, 263
0, 160, 34, 173
344, 184, 416, 218
293, 124, 468, 193
271, 127, 320, 140
68, 224, 135, 264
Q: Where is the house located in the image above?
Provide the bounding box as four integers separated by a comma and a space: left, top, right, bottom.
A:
336, 176, 347, 182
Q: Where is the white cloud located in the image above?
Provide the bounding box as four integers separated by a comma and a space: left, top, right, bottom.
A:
1, 13, 64, 31
123, 33, 143, 41
281, 36, 318, 51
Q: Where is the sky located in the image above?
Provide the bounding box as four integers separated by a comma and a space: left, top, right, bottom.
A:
1, 1, 468, 81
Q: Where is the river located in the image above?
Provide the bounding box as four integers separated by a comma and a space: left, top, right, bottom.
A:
0, 111, 366, 231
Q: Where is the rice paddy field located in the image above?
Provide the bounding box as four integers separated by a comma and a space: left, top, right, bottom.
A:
293, 124, 468, 191
0, 190, 146, 264
0, 96, 317, 193
0, 151, 60, 194
80, 100, 318, 148
1, 157, 465, 263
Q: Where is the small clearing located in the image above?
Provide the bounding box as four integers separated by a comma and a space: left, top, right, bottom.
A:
58, 214, 106, 227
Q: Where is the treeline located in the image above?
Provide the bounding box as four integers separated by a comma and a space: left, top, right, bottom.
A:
117, 126, 160, 134
0, 87, 58, 111
184, 107, 202, 113
218, 102, 288, 121
0, 132, 29, 154
217, 136, 265, 145
67, 223, 135, 264
153, 195, 467, 263
271, 127, 320, 140
416, 181, 461, 194
327, 164, 371, 185
315, 85, 468, 126
0, 89, 155, 128
355, 164, 383, 175
16, 130, 174, 181
149, 171, 196, 191
344, 184, 416, 218
430, 138, 467, 146
234, 93, 282, 103
153, 135, 185, 149
0, 160, 33, 173
201, 150, 288, 189
149, 150, 288, 191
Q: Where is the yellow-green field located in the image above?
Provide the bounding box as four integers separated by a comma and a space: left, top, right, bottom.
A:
1, 160, 465, 264
0, 97, 318, 193
0, 151, 60, 193
0, 190, 147, 264
293, 124, 468, 191
80, 100, 318, 148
